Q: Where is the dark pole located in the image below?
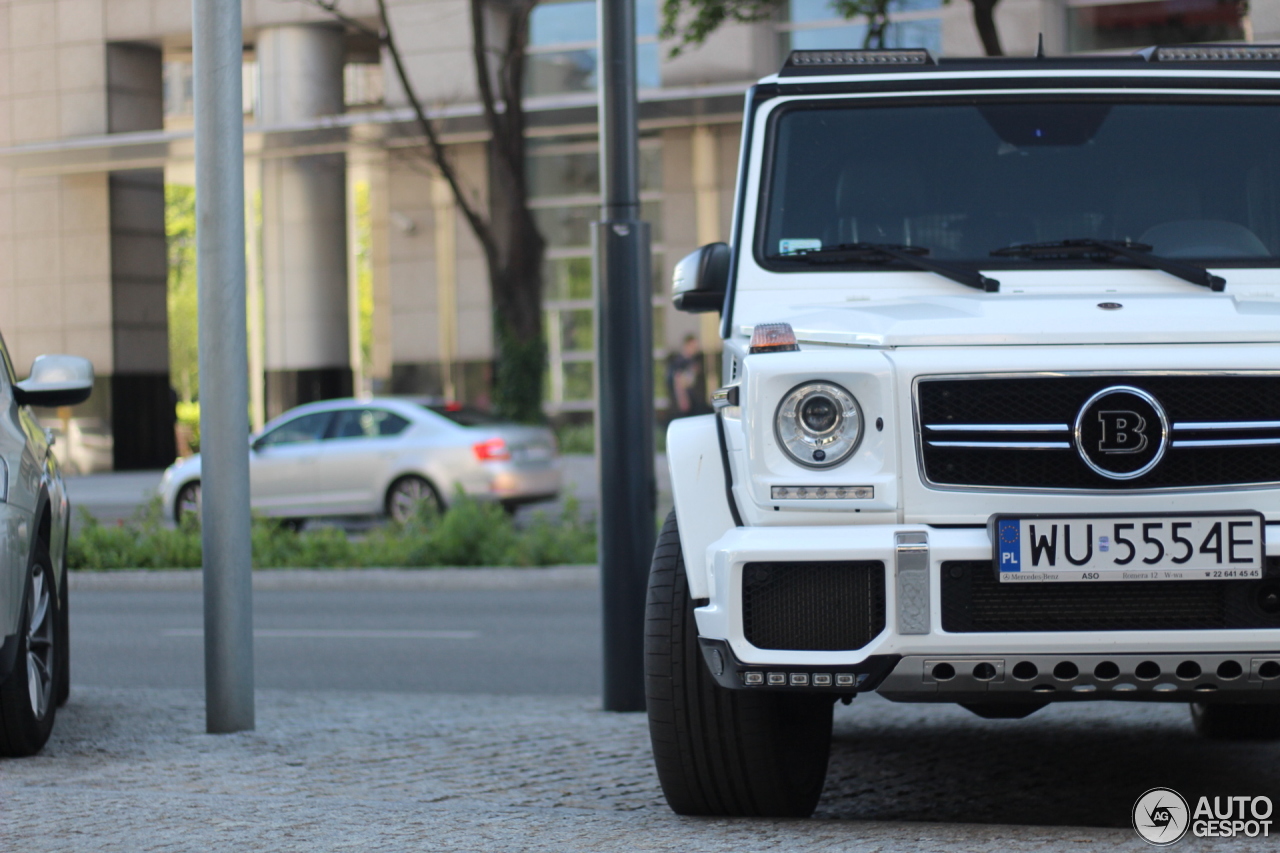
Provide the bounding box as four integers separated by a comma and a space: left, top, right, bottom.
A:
193, 0, 255, 732
595, 0, 654, 712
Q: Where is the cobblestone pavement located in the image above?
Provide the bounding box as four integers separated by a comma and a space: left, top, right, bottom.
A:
7, 686, 1279, 851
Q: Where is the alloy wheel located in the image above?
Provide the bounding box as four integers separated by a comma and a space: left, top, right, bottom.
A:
25, 565, 53, 721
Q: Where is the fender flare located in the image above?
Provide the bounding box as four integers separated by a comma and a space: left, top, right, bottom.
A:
666, 414, 739, 600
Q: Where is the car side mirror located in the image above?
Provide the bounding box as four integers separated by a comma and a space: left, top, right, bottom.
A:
13, 355, 94, 408
672, 242, 729, 313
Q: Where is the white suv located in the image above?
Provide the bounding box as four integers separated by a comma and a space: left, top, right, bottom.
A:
0, 352, 93, 757
648, 45, 1280, 817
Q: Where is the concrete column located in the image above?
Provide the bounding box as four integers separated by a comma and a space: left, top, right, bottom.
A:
106, 43, 176, 470
691, 125, 722, 384
431, 173, 458, 400
258, 24, 351, 419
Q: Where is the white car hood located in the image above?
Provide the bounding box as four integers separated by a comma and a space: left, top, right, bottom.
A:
780, 291, 1280, 348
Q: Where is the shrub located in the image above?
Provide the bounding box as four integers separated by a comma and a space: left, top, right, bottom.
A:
68, 492, 597, 570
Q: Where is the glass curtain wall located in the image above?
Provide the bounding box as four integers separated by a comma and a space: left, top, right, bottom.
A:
526, 0, 661, 97
777, 0, 944, 54
530, 135, 665, 414
1066, 0, 1247, 52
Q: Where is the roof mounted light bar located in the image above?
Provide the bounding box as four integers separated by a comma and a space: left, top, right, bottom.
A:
1145, 44, 1280, 62
781, 49, 935, 75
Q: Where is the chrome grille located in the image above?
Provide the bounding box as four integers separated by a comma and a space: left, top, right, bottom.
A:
917, 374, 1280, 489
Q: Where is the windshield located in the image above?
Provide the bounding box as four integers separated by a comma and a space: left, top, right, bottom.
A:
759, 98, 1280, 267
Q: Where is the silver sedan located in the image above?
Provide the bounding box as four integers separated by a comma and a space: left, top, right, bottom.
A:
158, 398, 561, 523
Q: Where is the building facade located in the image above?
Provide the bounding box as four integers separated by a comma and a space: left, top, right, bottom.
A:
0, 0, 1270, 470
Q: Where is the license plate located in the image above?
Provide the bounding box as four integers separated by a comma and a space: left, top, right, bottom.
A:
991, 513, 1265, 583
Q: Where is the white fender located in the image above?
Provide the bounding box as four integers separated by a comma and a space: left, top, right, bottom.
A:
667, 414, 737, 600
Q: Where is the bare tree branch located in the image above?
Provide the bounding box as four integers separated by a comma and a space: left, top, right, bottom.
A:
495, 0, 535, 182
372, 0, 498, 264
298, 0, 495, 254
304, 0, 382, 40
301, 0, 550, 422
470, 0, 506, 146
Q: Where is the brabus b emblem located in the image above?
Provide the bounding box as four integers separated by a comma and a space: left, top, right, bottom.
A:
1074, 386, 1169, 481
1097, 410, 1148, 454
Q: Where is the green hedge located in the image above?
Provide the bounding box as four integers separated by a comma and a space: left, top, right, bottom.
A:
69, 494, 597, 570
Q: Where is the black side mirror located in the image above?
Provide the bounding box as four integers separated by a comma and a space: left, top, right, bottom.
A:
672, 242, 729, 313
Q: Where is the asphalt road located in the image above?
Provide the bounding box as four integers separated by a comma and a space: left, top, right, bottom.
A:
70, 584, 601, 695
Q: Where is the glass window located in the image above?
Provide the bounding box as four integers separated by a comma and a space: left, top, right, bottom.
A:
533, 201, 663, 247
1067, 0, 1245, 52
531, 0, 597, 45
780, 0, 943, 54
786, 19, 941, 52
423, 404, 505, 427
545, 257, 594, 300
527, 145, 662, 199
561, 309, 594, 351
329, 409, 409, 439
760, 100, 1280, 267
526, 50, 598, 98
257, 412, 333, 447
533, 205, 598, 248
526, 0, 660, 97
563, 362, 594, 401
528, 151, 600, 198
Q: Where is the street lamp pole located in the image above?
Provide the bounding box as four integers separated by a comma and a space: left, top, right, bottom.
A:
193, 0, 255, 733
595, 0, 655, 712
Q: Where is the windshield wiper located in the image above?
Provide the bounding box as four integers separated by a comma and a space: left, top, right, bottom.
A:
990, 238, 1226, 292
775, 242, 1000, 293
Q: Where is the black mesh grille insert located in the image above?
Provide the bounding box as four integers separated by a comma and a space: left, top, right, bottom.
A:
742, 561, 886, 651
941, 559, 1280, 633
918, 374, 1280, 489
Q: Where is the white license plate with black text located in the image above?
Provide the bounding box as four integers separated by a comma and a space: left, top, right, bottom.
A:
992, 513, 1265, 583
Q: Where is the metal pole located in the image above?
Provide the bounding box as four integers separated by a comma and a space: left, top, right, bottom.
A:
194, 0, 255, 733
595, 0, 654, 713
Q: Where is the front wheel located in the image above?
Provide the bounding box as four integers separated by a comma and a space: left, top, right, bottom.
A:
1191, 703, 1280, 739
645, 510, 833, 817
0, 542, 59, 756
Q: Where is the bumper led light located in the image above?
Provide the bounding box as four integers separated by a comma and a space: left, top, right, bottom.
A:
772, 485, 873, 500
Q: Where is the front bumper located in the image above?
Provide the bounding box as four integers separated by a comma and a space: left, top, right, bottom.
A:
697, 523, 1280, 700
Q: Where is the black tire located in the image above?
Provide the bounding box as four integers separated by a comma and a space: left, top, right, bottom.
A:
0, 541, 59, 757
385, 475, 443, 523
1191, 702, 1280, 739
645, 510, 833, 817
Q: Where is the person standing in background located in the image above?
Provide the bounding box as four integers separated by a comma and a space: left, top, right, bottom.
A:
666, 334, 711, 421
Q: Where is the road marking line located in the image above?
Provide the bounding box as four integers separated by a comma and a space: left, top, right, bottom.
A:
162, 629, 479, 639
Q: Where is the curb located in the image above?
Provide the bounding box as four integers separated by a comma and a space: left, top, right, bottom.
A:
69, 565, 600, 592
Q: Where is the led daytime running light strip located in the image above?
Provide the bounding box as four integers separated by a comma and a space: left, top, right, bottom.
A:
772, 485, 873, 500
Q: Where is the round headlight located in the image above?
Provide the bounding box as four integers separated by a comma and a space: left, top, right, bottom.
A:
774, 381, 862, 468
